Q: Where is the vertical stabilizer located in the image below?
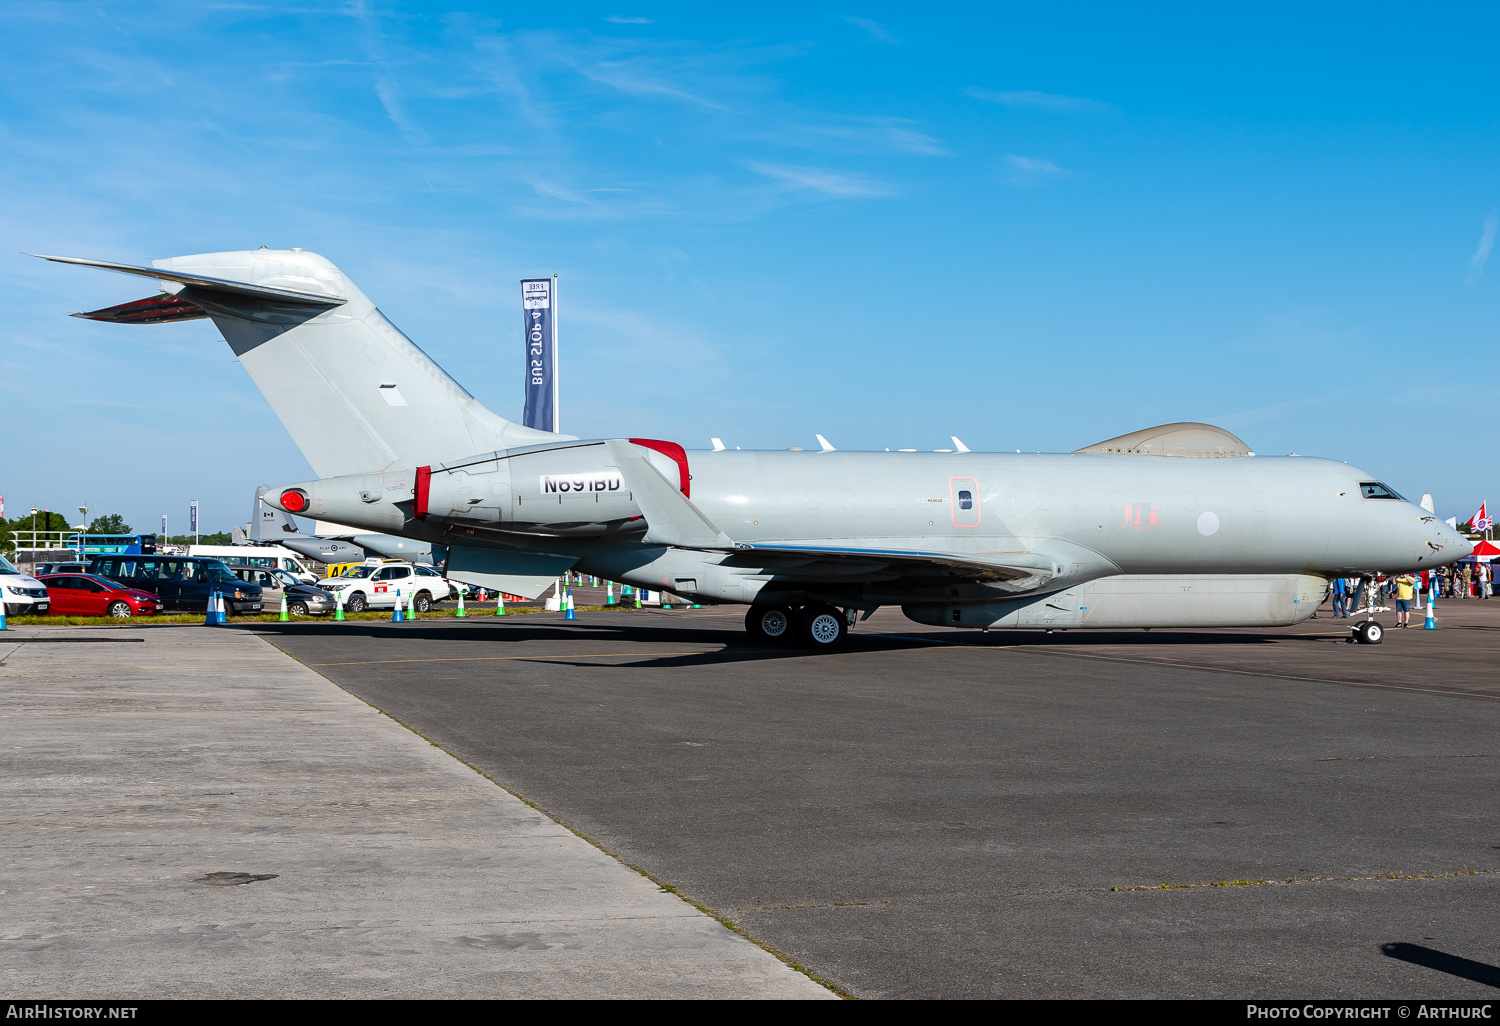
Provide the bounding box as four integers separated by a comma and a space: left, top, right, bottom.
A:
39, 250, 571, 478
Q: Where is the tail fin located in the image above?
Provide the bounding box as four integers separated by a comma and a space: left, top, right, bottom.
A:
37, 250, 568, 478
250, 484, 304, 542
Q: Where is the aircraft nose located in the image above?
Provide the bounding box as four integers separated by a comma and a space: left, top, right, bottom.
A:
1432, 521, 1474, 563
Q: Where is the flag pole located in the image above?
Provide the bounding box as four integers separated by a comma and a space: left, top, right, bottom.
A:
552, 273, 560, 434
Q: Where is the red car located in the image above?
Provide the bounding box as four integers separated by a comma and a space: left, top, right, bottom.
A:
37, 573, 162, 618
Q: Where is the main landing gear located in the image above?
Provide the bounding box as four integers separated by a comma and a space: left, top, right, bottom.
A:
745, 603, 856, 650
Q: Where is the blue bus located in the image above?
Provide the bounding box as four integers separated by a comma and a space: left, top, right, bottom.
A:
67, 533, 158, 556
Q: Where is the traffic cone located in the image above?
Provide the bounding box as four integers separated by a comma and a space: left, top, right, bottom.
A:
1, 602, 8, 631
496, 592, 506, 616
606, 582, 615, 605
392, 588, 404, 623
279, 594, 289, 621
455, 590, 467, 617
565, 590, 576, 619
334, 589, 345, 621
1425, 596, 1437, 630
408, 587, 417, 618
634, 590, 642, 609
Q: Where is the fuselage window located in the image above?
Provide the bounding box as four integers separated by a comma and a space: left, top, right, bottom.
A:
1359, 482, 1404, 500
958, 490, 973, 510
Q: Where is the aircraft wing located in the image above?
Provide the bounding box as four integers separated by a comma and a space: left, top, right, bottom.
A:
721, 542, 1054, 586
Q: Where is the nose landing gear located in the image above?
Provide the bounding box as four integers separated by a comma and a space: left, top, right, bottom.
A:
1353, 620, 1384, 644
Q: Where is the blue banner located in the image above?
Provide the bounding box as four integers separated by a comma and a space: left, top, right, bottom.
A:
521, 278, 557, 432
189, 500, 198, 534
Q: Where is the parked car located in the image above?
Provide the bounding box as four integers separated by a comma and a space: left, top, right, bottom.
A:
35, 561, 89, 576
37, 573, 161, 618
87, 555, 263, 614
188, 545, 319, 584
318, 560, 445, 613
230, 567, 335, 616
1, 553, 49, 616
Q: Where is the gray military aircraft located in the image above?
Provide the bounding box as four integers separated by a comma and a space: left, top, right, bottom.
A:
40, 248, 1470, 647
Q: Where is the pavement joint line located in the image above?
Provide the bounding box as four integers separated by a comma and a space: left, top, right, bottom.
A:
871, 630, 1500, 703
261, 634, 852, 1000
1020, 646, 1500, 703
303, 651, 717, 667
1107, 868, 1500, 892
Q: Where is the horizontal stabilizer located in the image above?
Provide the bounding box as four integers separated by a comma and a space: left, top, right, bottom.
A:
31, 254, 347, 308
73, 294, 209, 324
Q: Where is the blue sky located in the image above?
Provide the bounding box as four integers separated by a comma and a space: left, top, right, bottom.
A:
4, 2, 1499, 532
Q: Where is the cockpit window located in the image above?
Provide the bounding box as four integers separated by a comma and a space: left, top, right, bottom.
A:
1359, 482, 1404, 500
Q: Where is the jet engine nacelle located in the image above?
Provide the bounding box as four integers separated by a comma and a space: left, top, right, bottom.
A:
272, 437, 688, 539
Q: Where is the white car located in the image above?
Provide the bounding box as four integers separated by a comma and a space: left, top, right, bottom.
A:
1, 554, 50, 616
317, 561, 455, 613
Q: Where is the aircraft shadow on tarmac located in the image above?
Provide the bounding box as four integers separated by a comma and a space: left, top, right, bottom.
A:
248, 618, 1302, 670
1381, 943, 1500, 990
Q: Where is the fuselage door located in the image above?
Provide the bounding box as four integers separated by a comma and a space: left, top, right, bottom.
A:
950, 477, 980, 528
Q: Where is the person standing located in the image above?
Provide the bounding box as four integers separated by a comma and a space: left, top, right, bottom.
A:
1393, 574, 1415, 627
1460, 564, 1473, 599
1332, 576, 1348, 618
1479, 561, 1492, 600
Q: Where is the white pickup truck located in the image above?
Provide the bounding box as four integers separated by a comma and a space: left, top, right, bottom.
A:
317, 560, 458, 613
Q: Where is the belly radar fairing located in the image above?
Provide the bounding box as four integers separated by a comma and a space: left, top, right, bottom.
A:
40, 249, 1470, 646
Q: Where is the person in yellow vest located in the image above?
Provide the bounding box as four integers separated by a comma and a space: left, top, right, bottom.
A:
1393, 573, 1415, 627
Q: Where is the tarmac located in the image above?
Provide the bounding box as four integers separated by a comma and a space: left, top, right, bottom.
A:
0, 624, 833, 999
5, 595, 1499, 999
256, 597, 1500, 999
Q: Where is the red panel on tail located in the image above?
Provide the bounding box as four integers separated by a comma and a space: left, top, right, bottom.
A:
628, 439, 690, 498
414, 465, 432, 519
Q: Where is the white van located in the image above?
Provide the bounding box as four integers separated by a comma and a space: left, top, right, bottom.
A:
1, 553, 50, 615
188, 545, 318, 584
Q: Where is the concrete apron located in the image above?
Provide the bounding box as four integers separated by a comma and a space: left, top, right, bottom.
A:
0, 625, 830, 999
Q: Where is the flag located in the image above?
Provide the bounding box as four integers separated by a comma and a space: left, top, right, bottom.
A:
521, 277, 558, 432
190, 500, 198, 534
1474, 502, 1492, 532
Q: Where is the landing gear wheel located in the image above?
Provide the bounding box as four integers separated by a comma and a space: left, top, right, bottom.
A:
413, 591, 432, 614
796, 604, 848, 650
107, 601, 131, 619
288, 601, 309, 616
1355, 620, 1384, 644
346, 593, 368, 614
746, 605, 793, 643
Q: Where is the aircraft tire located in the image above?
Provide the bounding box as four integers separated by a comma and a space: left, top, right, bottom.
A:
1357, 620, 1384, 644
746, 605, 793, 643
796, 604, 848, 650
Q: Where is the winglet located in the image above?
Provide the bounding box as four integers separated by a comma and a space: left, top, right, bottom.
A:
605, 439, 734, 550
951, 436, 971, 453
816, 434, 836, 452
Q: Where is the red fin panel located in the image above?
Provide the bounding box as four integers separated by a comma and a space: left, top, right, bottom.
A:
628, 438, 690, 497
415, 465, 432, 519
71, 294, 209, 324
